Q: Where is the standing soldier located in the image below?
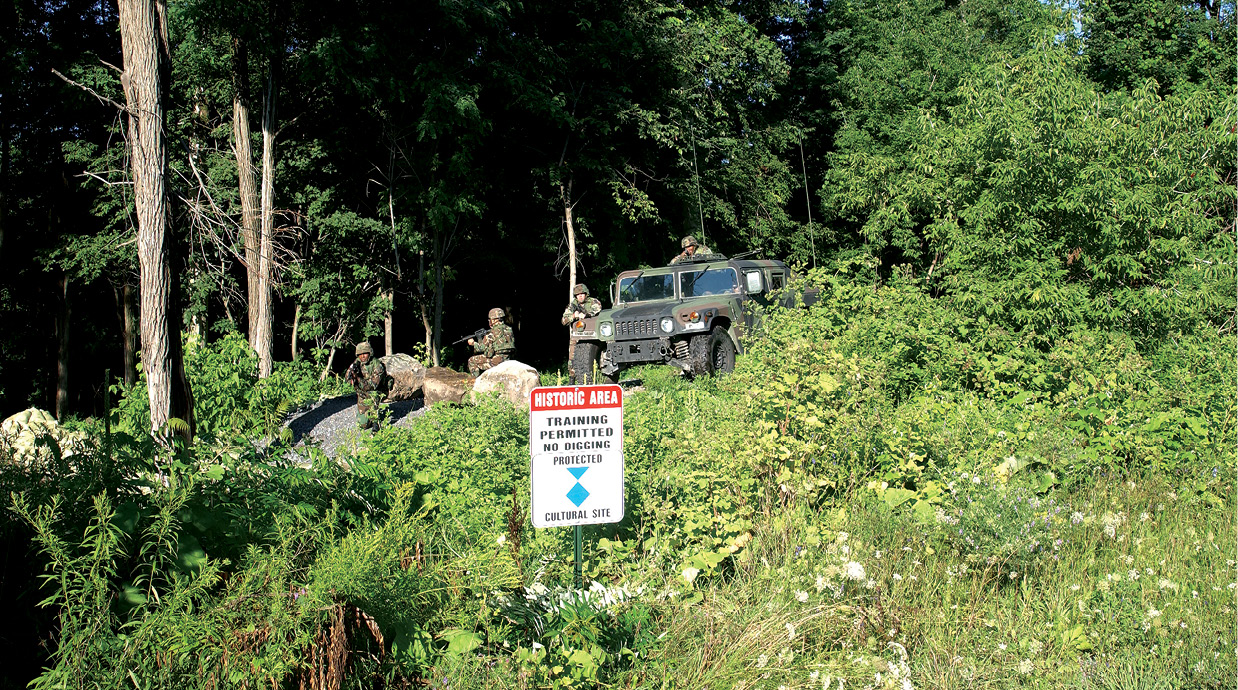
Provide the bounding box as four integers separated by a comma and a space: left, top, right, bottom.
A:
346, 341, 388, 430
669, 235, 713, 265
467, 307, 516, 376
562, 283, 602, 378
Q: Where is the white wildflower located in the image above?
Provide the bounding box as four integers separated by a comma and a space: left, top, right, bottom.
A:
1017, 659, 1034, 674
757, 653, 769, 668
796, 590, 809, 603
682, 567, 700, 584
815, 575, 827, 592
892, 573, 903, 581
1147, 607, 1162, 618
844, 561, 866, 581
787, 622, 797, 640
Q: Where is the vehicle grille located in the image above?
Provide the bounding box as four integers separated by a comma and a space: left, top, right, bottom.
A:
616, 318, 658, 337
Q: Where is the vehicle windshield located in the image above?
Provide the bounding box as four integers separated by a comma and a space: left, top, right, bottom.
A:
679, 267, 739, 298
618, 273, 675, 303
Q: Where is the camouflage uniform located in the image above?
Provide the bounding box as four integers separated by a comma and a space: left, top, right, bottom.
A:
669, 235, 713, 265
348, 343, 389, 430
468, 308, 516, 376
563, 284, 602, 376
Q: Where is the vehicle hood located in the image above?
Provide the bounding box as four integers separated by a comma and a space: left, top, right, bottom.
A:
605, 302, 675, 319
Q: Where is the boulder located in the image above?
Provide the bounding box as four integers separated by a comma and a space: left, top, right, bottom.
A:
422, 367, 475, 407
1, 408, 87, 466
471, 359, 540, 410
380, 353, 426, 401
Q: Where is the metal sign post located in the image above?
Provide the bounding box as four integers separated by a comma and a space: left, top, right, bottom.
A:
529, 384, 624, 589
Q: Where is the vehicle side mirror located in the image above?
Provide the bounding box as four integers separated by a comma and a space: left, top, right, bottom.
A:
610, 280, 617, 306
744, 270, 764, 294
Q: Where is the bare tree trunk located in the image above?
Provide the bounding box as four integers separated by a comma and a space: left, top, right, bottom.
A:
432, 227, 444, 366
418, 249, 434, 365
56, 274, 70, 421
114, 280, 138, 386
291, 302, 300, 361
230, 37, 260, 347
254, 69, 277, 378
119, 0, 194, 439
319, 346, 335, 382
562, 183, 576, 302
383, 288, 394, 356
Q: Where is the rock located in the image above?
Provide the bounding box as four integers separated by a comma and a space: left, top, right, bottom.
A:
380, 353, 426, 401
1, 407, 87, 466
471, 359, 540, 410
423, 367, 475, 407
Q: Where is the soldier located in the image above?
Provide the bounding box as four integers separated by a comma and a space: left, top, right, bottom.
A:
669, 235, 713, 265
562, 283, 602, 377
346, 341, 388, 430
467, 307, 516, 376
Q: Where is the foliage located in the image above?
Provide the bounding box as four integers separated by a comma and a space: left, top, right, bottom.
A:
114, 332, 343, 438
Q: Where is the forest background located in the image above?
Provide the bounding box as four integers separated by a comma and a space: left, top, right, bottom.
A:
2, 0, 1231, 418
0, 0, 1235, 688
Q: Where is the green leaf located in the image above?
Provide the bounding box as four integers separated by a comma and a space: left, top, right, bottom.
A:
439, 628, 482, 655
883, 488, 917, 509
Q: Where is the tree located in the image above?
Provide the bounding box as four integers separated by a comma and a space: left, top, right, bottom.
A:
118, 0, 195, 437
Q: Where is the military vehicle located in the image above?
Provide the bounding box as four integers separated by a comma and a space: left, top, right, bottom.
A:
568, 252, 811, 383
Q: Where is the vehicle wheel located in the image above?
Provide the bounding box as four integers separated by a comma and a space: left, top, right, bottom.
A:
688, 334, 710, 377
572, 341, 615, 384
707, 326, 736, 375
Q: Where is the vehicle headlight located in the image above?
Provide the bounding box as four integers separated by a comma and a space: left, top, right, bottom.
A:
600, 322, 613, 337
660, 317, 675, 333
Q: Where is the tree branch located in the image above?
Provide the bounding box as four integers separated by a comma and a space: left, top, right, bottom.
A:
51, 68, 129, 113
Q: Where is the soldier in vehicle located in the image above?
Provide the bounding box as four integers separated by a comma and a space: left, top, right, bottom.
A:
562, 283, 602, 378
467, 307, 516, 376
346, 341, 388, 430
669, 235, 713, 265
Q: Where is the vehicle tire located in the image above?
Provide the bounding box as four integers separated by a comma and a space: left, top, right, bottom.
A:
707, 326, 736, 375
572, 341, 615, 384
688, 334, 711, 377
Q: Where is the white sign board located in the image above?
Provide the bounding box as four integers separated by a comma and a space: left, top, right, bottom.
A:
529, 385, 624, 528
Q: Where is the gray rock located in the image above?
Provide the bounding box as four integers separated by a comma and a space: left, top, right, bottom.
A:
471, 359, 539, 410
423, 367, 474, 406
380, 353, 426, 401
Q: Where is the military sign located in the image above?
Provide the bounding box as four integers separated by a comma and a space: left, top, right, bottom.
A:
529, 385, 624, 528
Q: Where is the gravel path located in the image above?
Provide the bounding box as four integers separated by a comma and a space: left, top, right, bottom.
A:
282, 395, 430, 459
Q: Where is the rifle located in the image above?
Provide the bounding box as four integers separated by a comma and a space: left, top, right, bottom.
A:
345, 359, 363, 386
451, 327, 490, 347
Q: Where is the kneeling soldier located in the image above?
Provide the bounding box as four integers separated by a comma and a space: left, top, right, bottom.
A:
347, 341, 388, 430
468, 307, 516, 376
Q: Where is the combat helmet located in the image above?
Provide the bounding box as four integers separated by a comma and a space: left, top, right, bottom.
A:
572, 283, 589, 296
680, 235, 698, 249
488, 307, 505, 320
355, 341, 374, 356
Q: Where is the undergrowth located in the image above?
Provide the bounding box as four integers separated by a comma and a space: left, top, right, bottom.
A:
1, 267, 1233, 689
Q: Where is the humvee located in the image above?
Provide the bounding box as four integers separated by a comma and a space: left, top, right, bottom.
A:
568, 252, 809, 384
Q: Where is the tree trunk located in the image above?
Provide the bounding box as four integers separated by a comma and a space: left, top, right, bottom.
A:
114, 280, 138, 386
419, 249, 434, 365
56, 274, 70, 421
254, 68, 277, 378
563, 191, 576, 303
432, 228, 444, 366
383, 288, 394, 356
118, 0, 194, 439
230, 36, 260, 348
291, 301, 300, 361
319, 345, 335, 382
